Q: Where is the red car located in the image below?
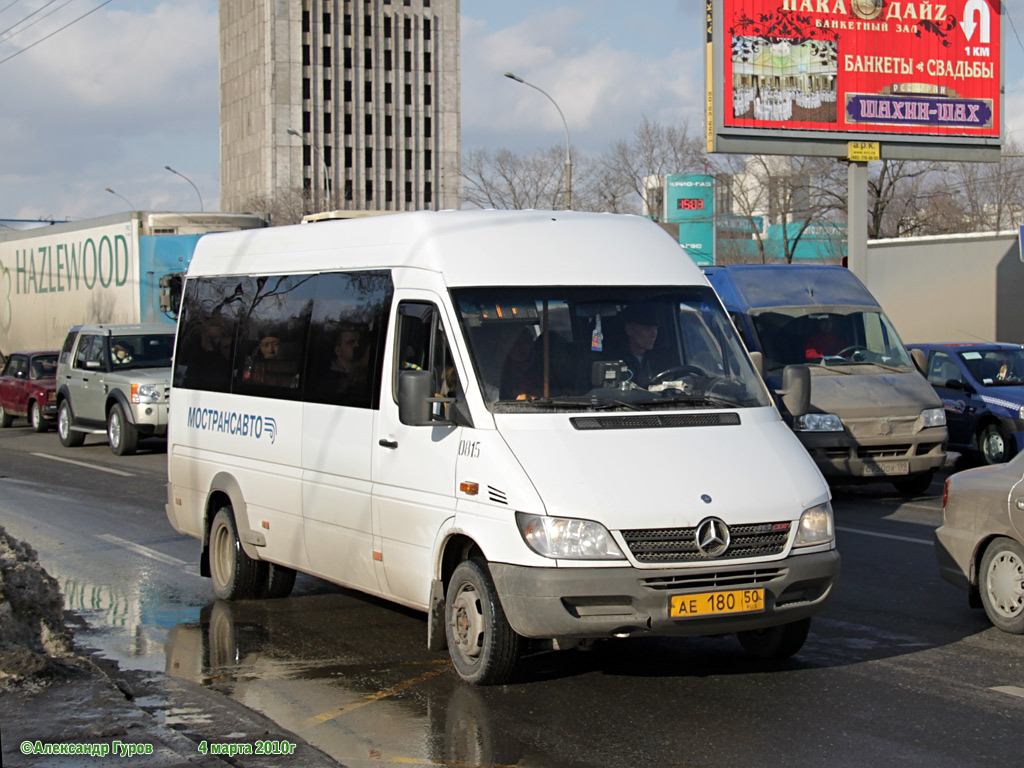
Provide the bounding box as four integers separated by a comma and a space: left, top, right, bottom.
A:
0, 351, 59, 432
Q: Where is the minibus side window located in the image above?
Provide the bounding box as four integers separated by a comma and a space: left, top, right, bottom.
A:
235, 274, 317, 400
174, 276, 254, 393
304, 270, 393, 409
395, 302, 461, 405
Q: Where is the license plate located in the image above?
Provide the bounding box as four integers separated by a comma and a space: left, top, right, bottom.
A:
669, 588, 765, 618
862, 460, 909, 477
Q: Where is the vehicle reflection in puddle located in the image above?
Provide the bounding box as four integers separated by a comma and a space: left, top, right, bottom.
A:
58, 571, 203, 673
163, 596, 560, 768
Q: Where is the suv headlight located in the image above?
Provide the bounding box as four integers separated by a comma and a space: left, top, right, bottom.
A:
919, 407, 946, 428
795, 413, 843, 432
131, 383, 162, 404
794, 502, 834, 547
515, 512, 625, 560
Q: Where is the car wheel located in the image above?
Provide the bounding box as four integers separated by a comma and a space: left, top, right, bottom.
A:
259, 563, 297, 599
892, 470, 934, 497
107, 403, 139, 456
737, 617, 812, 659
0, 402, 12, 428
209, 507, 266, 601
979, 423, 1013, 465
979, 537, 1024, 634
29, 401, 48, 433
57, 400, 85, 447
445, 558, 521, 685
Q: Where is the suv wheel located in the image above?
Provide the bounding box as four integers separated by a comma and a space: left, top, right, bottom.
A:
57, 400, 84, 447
0, 402, 12, 428
107, 403, 139, 456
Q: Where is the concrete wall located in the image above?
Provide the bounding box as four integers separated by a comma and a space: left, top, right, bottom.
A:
864, 231, 1024, 344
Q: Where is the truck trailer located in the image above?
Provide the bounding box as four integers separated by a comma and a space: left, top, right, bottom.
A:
0, 211, 266, 352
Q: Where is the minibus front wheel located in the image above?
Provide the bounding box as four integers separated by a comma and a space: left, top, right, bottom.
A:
737, 617, 811, 659
445, 559, 521, 685
210, 506, 266, 601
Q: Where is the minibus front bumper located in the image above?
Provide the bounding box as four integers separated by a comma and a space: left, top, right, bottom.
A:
489, 549, 839, 639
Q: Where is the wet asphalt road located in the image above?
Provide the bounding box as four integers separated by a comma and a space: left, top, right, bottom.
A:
1, 424, 1023, 768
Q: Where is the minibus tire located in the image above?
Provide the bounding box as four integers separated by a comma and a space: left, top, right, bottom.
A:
737, 617, 811, 659
445, 559, 521, 685
210, 507, 266, 601
892, 470, 934, 497
260, 563, 297, 599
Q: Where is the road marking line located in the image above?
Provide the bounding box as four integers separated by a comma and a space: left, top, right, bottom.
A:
991, 685, 1024, 699
98, 534, 193, 569
305, 661, 450, 726
836, 526, 933, 546
32, 452, 135, 477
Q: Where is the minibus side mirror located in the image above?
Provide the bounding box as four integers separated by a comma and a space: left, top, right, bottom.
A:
910, 348, 928, 377
778, 364, 811, 418
748, 351, 765, 378
398, 369, 456, 427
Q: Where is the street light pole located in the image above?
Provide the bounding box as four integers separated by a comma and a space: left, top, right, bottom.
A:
163, 166, 204, 211
505, 72, 572, 210
104, 187, 137, 209
287, 128, 332, 210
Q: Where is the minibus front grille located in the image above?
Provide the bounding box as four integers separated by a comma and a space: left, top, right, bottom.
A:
641, 568, 784, 591
621, 522, 790, 563
570, 412, 741, 430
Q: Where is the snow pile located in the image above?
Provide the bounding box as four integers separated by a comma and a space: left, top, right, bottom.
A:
0, 525, 75, 688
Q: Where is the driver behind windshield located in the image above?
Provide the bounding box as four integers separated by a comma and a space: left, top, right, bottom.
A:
804, 315, 845, 360
608, 304, 662, 388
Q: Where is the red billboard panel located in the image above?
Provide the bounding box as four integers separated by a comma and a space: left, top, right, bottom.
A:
722, 0, 1000, 139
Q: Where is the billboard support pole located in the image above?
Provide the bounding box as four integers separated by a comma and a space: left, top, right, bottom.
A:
847, 161, 868, 279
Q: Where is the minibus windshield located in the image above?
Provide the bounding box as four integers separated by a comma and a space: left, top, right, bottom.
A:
748, 307, 913, 371
453, 286, 771, 413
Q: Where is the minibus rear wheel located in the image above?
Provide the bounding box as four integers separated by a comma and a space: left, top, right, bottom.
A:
210, 506, 266, 601
260, 563, 297, 599
445, 559, 521, 685
737, 617, 811, 659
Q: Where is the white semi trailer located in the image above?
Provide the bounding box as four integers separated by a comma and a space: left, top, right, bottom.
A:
0, 211, 265, 353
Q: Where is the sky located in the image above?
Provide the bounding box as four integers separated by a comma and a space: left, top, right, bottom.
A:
0, 0, 1021, 222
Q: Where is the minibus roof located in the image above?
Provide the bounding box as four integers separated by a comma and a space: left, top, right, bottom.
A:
188, 209, 707, 288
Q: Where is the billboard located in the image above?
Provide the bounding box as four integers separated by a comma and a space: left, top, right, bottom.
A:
666, 174, 715, 265
706, 0, 1002, 160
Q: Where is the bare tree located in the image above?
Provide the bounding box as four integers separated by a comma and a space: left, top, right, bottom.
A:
707, 154, 846, 263
237, 189, 311, 226
600, 116, 705, 217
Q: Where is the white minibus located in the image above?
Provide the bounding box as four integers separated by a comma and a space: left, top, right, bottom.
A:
166, 210, 839, 684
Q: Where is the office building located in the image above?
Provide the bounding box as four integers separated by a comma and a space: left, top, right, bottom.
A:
220, 0, 460, 218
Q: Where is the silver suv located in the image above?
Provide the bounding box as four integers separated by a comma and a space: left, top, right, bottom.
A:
56, 324, 175, 455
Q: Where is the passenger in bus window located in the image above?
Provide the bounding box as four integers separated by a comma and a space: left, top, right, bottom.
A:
243, 332, 299, 389
323, 324, 368, 399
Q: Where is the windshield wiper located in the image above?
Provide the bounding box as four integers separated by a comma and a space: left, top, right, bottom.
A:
495, 396, 643, 411
636, 393, 746, 409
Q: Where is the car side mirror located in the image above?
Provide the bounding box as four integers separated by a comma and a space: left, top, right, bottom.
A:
398, 369, 455, 427
778, 364, 811, 418
910, 348, 928, 377
748, 351, 765, 378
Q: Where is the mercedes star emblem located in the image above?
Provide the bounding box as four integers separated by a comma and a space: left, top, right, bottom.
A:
695, 517, 730, 557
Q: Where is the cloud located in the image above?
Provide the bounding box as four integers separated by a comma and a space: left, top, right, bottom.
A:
461, 6, 705, 157
0, 1, 219, 218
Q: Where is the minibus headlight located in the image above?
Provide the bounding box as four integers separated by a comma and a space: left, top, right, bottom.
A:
793, 502, 834, 547
515, 512, 625, 560
794, 413, 843, 432
919, 407, 946, 428
131, 383, 162, 404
